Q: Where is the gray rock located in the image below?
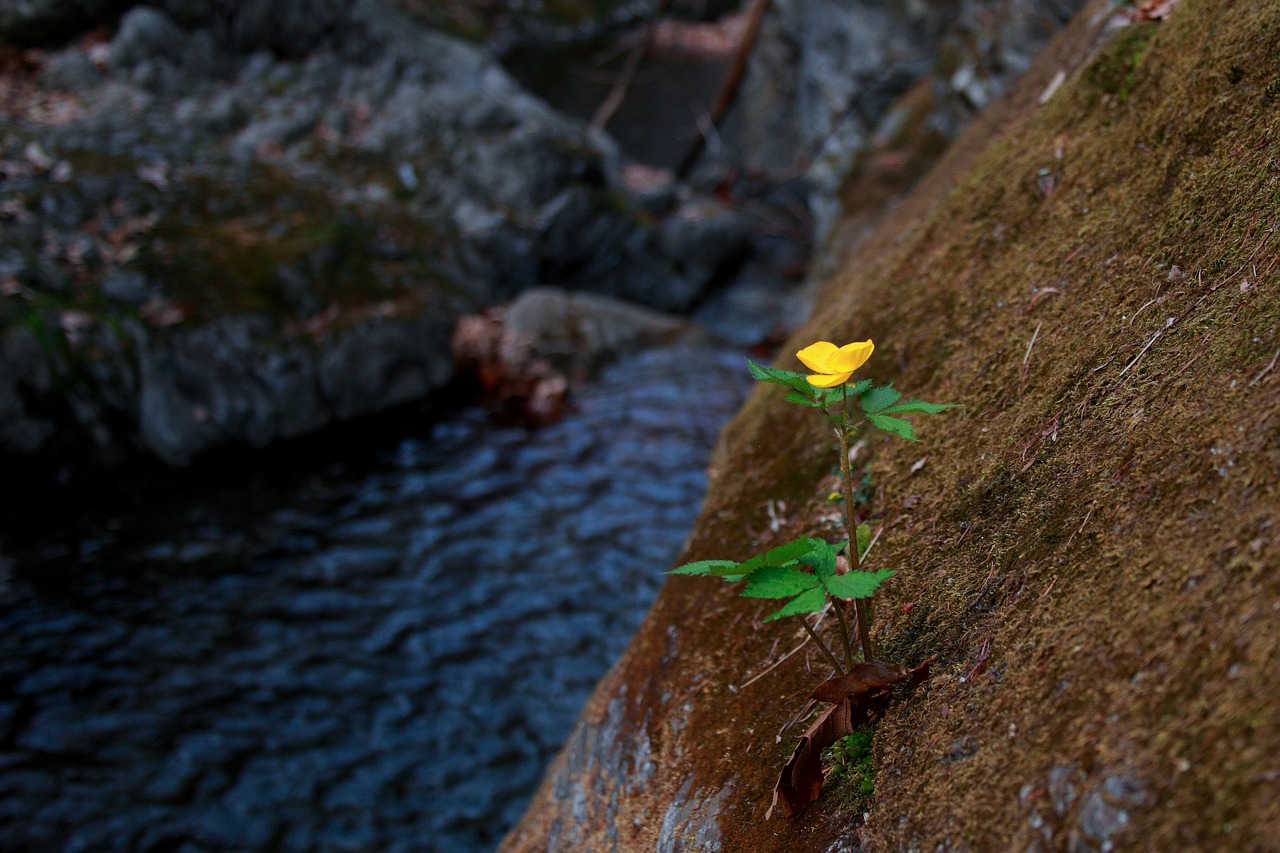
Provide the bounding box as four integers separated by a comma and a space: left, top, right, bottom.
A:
736, 0, 1085, 240
108, 6, 189, 70
652, 200, 752, 298
133, 310, 456, 466
40, 48, 104, 90
316, 311, 456, 423
2, 0, 756, 471
502, 287, 698, 371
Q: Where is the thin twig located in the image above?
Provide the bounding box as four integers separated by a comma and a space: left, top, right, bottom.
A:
779, 698, 818, 739
1250, 348, 1280, 386
1063, 504, 1095, 550
739, 607, 830, 690
1023, 322, 1042, 366
1120, 317, 1174, 376
589, 0, 673, 132
862, 525, 884, 561
675, 0, 771, 178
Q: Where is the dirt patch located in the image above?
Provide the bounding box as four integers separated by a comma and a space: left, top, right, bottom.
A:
506, 0, 1280, 849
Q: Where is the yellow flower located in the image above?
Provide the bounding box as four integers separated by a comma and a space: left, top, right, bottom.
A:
796, 339, 874, 387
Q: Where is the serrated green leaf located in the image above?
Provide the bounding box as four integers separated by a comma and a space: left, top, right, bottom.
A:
879, 399, 962, 415
736, 537, 821, 575
859, 385, 903, 414
784, 391, 825, 408
856, 524, 872, 561
867, 413, 918, 441
800, 539, 838, 581
746, 359, 818, 396
742, 566, 822, 599
668, 559, 739, 576
823, 568, 895, 599
764, 587, 828, 621
720, 573, 746, 582
816, 379, 871, 409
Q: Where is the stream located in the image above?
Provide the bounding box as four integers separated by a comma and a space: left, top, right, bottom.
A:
0, 20, 801, 851
0, 296, 795, 851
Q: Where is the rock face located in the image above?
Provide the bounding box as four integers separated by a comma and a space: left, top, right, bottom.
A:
506, 0, 1280, 849
0, 1, 750, 474
735, 0, 1084, 240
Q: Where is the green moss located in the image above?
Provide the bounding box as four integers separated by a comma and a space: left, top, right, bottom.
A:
822, 724, 877, 809
515, 2, 1280, 850
136, 162, 453, 326
1085, 21, 1157, 101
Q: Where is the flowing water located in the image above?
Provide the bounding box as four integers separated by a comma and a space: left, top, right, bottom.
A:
0, 337, 762, 852
0, 25, 801, 851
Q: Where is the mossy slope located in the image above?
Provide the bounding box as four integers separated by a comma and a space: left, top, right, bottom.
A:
506, 0, 1280, 849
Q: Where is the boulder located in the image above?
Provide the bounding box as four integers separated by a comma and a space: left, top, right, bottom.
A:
736, 0, 1085, 240
0, 0, 750, 472
453, 287, 701, 423
506, 0, 1280, 848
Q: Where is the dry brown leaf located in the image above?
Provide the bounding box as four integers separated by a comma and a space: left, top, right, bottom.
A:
769, 658, 932, 819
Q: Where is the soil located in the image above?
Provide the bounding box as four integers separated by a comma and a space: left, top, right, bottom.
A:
505, 0, 1280, 849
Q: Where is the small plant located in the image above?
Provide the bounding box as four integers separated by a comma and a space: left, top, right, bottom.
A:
669, 338, 957, 816
823, 726, 877, 806
671, 339, 955, 669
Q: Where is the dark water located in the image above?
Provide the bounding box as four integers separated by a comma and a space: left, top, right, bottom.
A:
0, 342, 755, 852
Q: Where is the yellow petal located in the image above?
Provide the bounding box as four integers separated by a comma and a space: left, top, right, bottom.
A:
796, 341, 841, 373
831, 340, 874, 372
805, 371, 853, 388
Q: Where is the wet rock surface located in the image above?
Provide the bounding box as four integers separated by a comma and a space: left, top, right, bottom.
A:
735, 0, 1085, 238
1, 0, 752, 474
0, 340, 754, 852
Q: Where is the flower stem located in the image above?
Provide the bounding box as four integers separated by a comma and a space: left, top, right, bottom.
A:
799, 615, 845, 674
832, 600, 856, 672
840, 383, 876, 662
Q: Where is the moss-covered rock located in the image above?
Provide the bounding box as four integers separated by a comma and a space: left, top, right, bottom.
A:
1, 0, 751, 473
506, 0, 1280, 848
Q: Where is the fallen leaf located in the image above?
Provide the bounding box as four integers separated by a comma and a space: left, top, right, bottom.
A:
1132, 0, 1178, 21
769, 658, 932, 818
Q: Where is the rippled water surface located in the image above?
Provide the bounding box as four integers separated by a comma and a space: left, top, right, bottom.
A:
0, 344, 754, 852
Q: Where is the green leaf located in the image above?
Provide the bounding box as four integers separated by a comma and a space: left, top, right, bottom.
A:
736, 537, 821, 575
764, 587, 828, 621
879, 399, 962, 415
800, 539, 841, 581
784, 391, 825, 408
856, 524, 872, 561
814, 379, 871, 409
859, 385, 902, 414
742, 566, 822, 599
746, 360, 817, 397
867, 413, 918, 441
668, 559, 739, 576
823, 569, 895, 599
